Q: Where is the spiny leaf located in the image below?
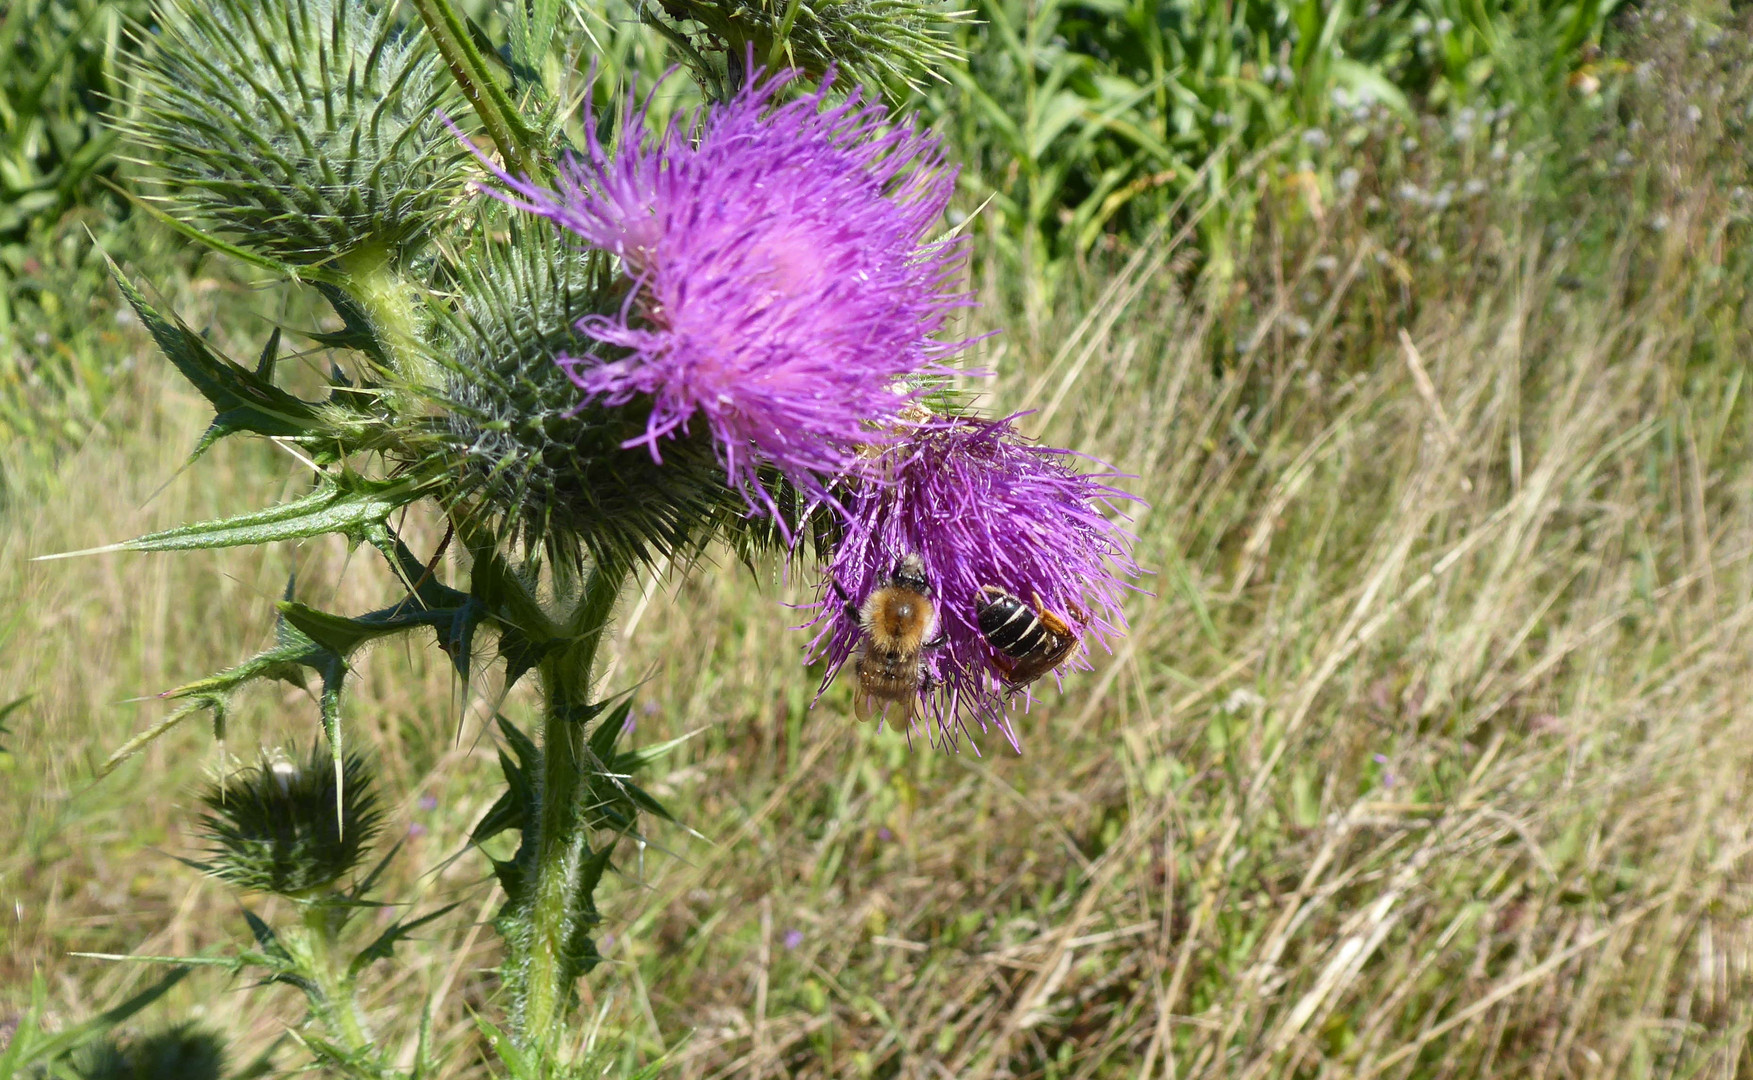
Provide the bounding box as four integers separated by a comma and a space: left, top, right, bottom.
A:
42, 474, 428, 559
474, 1017, 536, 1080
472, 716, 539, 846
348, 902, 462, 977
586, 697, 635, 761
299, 1034, 383, 1079
311, 283, 385, 358
0, 693, 27, 752
13, 968, 193, 1067
95, 601, 347, 776
102, 254, 328, 456
241, 909, 291, 961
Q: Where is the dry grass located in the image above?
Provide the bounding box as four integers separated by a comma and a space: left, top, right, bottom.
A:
6, 10, 1753, 1078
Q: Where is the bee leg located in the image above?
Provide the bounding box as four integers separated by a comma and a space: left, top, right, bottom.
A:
923, 630, 948, 650
987, 652, 1019, 687
829, 579, 861, 626
1031, 591, 1075, 638
1041, 635, 1078, 670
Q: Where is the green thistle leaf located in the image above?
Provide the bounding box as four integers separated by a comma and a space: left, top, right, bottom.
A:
347, 902, 462, 977
43, 474, 430, 558
104, 254, 330, 457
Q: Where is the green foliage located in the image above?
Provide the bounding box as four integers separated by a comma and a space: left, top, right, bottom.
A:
0, 0, 145, 238
71, 474, 431, 554
478, 702, 682, 1044
102, 260, 337, 458
125, 0, 467, 266
933, 0, 1621, 291
0, 971, 196, 1080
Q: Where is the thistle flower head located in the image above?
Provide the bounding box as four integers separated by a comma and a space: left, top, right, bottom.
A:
480, 69, 969, 521
807, 414, 1141, 749
193, 745, 383, 897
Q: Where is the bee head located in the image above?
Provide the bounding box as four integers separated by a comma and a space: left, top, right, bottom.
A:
891, 552, 931, 595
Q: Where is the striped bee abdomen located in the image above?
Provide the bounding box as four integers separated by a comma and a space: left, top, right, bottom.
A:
977, 589, 1050, 653
975, 585, 1079, 688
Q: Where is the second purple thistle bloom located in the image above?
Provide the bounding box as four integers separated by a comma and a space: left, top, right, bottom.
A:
808, 414, 1142, 750
484, 69, 970, 516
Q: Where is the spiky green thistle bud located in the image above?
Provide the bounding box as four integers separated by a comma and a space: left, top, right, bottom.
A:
656, 0, 969, 93
192, 745, 382, 897
125, 0, 466, 266
73, 1024, 228, 1080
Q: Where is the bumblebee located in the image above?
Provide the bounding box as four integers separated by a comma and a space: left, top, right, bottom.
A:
974, 586, 1083, 688
843, 554, 945, 722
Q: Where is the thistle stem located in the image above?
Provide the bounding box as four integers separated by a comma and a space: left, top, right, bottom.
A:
409, 0, 540, 179
299, 903, 372, 1053
514, 562, 627, 1055
335, 243, 434, 390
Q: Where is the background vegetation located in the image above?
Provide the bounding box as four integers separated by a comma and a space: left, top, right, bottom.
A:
7, 0, 1753, 1076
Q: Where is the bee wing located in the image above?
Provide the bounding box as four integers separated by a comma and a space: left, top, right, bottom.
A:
853, 688, 877, 723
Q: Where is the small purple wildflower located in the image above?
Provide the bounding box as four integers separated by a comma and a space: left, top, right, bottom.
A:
417, 794, 439, 812
878, 826, 894, 842
407, 822, 428, 838
478, 69, 969, 517
783, 928, 805, 950
807, 414, 1141, 750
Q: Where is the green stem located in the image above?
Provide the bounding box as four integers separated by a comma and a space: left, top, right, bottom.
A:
335, 243, 436, 391
513, 562, 627, 1055
408, 0, 541, 179
299, 903, 372, 1053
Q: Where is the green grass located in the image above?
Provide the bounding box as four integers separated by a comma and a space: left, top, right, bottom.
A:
7, 4, 1753, 1078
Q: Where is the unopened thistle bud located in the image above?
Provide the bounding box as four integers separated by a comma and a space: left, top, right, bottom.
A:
655, 0, 969, 92
193, 745, 383, 897
127, 0, 465, 266
75, 1025, 228, 1080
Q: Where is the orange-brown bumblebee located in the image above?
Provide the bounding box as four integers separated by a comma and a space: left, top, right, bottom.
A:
975, 586, 1083, 688
843, 553, 945, 722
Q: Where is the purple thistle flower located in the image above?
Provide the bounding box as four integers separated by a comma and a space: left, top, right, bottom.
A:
807, 414, 1142, 750
477, 69, 969, 518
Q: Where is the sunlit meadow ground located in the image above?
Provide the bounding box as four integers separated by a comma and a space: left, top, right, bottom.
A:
8, 11, 1753, 1079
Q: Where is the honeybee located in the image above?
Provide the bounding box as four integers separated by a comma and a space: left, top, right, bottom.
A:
974, 586, 1084, 689
842, 553, 945, 722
